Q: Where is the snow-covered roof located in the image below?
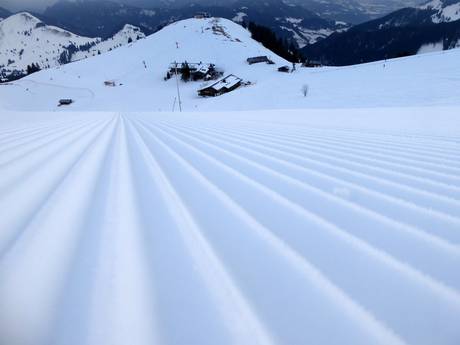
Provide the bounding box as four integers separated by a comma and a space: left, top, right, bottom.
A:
197, 65, 210, 74
201, 74, 242, 91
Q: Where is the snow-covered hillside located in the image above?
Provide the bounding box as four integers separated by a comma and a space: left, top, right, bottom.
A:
0, 12, 145, 81
1, 107, 459, 345
1, 17, 459, 112
420, 0, 460, 22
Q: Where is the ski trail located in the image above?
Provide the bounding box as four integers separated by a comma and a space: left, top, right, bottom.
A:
0, 119, 114, 258
145, 120, 459, 288
0, 119, 103, 165
126, 118, 276, 345
226, 123, 460, 165
0, 119, 108, 193
81, 116, 160, 345
0, 118, 88, 143
1, 110, 459, 345
0, 118, 92, 151
124, 118, 237, 345
130, 119, 460, 344
0, 115, 118, 345
130, 118, 409, 345
167, 119, 460, 213
158, 120, 460, 243
173, 120, 460, 192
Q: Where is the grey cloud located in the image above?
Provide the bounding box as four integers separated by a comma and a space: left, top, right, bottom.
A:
0, 0, 59, 12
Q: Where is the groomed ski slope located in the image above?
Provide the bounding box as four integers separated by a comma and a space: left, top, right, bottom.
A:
1, 108, 459, 345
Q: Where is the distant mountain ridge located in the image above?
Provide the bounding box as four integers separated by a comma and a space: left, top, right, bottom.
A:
0, 6, 11, 20
285, 0, 425, 23
302, 1, 460, 65
39, 0, 347, 48
0, 12, 144, 81
122, 0, 426, 24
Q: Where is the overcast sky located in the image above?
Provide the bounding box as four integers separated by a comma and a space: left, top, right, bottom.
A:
0, 0, 67, 12
1, 0, 59, 12
0, 0, 147, 12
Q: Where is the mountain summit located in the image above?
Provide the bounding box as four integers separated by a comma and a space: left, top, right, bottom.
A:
0, 12, 145, 81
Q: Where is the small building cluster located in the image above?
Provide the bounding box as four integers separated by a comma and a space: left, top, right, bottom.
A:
164, 54, 305, 100
198, 74, 243, 97
165, 62, 222, 81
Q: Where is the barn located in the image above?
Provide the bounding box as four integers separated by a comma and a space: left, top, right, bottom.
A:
247, 56, 274, 65
58, 99, 73, 106
198, 74, 243, 97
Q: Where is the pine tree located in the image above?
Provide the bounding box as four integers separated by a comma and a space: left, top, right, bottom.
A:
26, 63, 41, 75
181, 62, 191, 82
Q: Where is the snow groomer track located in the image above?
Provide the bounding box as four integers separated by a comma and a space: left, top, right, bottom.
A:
1, 109, 460, 345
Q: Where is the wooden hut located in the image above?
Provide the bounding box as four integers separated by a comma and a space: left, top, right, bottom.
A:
278, 66, 290, 73
58, 99, 73, 106
198, 74, 242, 97
247, 56, 273, 65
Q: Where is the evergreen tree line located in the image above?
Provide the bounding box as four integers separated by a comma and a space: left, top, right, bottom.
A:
245, 22, 304, 63
26, 63, 41, 75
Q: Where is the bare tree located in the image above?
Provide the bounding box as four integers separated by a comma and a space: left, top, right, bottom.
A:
302, 84, 309, 97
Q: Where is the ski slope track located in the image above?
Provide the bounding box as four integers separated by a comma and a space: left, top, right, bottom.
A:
0, 108, 459, 345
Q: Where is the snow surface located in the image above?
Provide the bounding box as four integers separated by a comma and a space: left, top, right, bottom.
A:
417, 40, 444, 54
1, 16, 460, 345
1, 17, 460, 112
0, 108, 459, 345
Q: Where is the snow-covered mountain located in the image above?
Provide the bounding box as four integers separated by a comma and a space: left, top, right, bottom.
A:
41, 0, 347, 49
1, 17, 459, 112
302, 0, 460, 66
119, 0, 425, 23
0, 12, 145, 82
420, 0, 460, 22
285, 0, 425, 23
226, 0, 349, 48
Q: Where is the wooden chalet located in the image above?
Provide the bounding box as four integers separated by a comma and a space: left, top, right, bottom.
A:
198, 74, 243, 97
278, 66, 290, 73
247, 56, 274, 65
58, 99, 73, 106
